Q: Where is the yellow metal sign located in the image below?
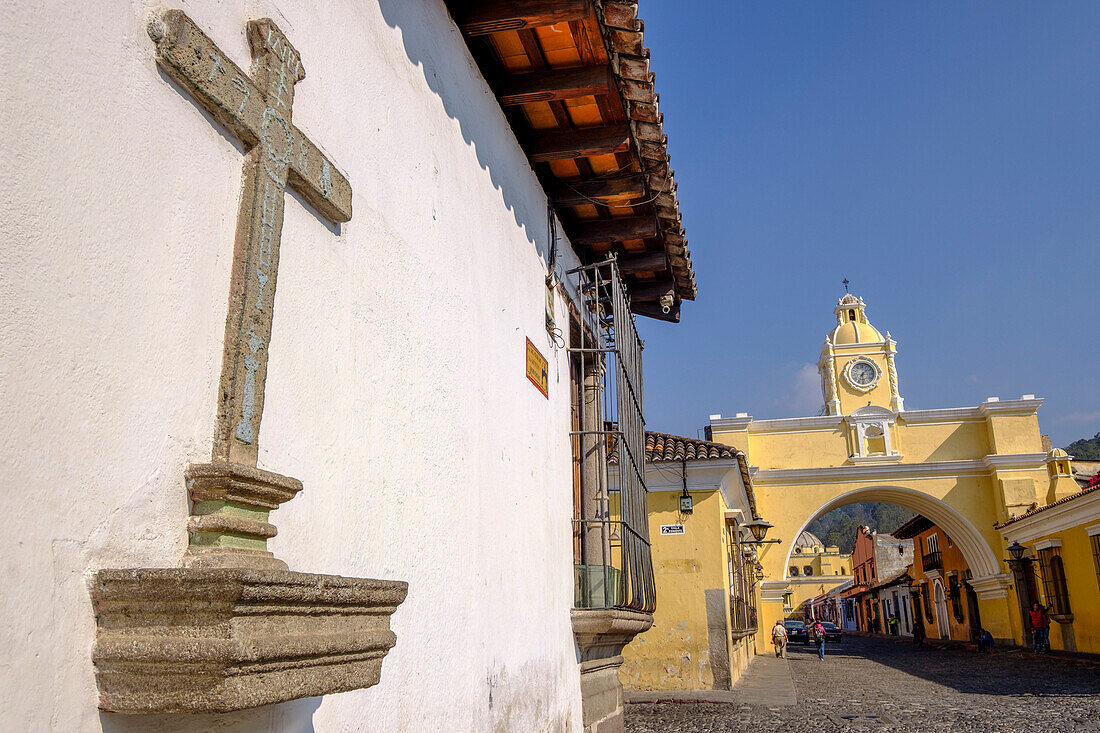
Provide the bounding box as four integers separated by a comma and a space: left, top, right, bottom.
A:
526, 338, 549, 399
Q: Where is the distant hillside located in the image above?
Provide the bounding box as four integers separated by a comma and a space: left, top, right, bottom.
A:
1065, 432, 1100, 460
806, 503, 915, 554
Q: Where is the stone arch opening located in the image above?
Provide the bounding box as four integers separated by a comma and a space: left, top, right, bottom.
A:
780, 485, 1001, 580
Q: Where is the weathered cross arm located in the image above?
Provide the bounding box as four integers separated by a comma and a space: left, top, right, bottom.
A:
148, 9, 352, 222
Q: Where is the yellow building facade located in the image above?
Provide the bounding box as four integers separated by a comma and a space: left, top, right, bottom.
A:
997, 452, 1100, 654
615, 434, 762, 692
706, 294, 1059, 648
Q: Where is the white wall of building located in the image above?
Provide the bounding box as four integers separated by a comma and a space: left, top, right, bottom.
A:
0, 1, 589, 729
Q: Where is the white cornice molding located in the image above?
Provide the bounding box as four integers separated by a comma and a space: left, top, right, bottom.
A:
967, 573, 1012, 599
982, 453, 1047, 472
739, 415, 842, 433
709, 415, 753, 431
753, 458, 986, 486
847, 454, 904, 465
999, 491, 1100, 544
977, 397, 1044, 416
752, 454, 1046, 486
1033, 538, 1062, 550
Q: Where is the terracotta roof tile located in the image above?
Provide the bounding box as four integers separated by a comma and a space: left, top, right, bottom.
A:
644, 431, 742, 462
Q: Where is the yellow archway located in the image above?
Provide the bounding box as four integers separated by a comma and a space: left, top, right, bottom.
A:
754, 485, 1019, 643
779, 485, 1000, 579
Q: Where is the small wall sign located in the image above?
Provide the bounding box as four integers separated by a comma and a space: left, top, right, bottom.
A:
660, 524, 685, 535
525, 338, 549, 399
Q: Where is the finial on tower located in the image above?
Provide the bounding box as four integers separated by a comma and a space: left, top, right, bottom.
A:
842, 278, 850, 294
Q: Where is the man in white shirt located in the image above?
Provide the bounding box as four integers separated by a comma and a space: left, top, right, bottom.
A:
772, 620, 788, 658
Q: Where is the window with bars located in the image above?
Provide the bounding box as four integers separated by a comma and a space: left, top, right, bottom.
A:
1038, 547, 1071, 616
948, 575, 965, 623
1092, 534, 1100, 590
726, 523, 758, 633
568, 258, 654, 614
921, 583, 934, 622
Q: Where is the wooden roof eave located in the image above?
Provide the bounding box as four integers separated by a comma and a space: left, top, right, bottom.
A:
444, 0, 697, 322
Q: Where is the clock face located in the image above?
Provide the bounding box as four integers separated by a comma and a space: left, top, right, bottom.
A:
848, 360, 878, 387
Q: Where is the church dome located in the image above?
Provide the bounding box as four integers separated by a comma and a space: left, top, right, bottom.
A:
1049, 448, 1069, 459
831, 320, 884, 345
794, 530, 823, 550
830, 294, 884, 345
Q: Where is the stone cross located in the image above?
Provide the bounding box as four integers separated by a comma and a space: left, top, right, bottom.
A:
147, 10, 352, 568
149, 10, 352, 467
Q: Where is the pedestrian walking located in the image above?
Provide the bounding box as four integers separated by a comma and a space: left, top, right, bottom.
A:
811, 619, 827, 660
912, 619, 925, 647
1029, 602, 1050, 653
772, 620, 788, 659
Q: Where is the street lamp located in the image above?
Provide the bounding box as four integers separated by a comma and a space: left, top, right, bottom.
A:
755, 561, 765, 581
743, 518, 774, 543
1007, 541, 1028, 561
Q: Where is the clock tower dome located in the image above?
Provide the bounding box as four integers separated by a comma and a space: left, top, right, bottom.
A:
818, 294, 904, 416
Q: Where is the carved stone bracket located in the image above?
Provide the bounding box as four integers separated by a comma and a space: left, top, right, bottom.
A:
572, 608, 653, 733
92, 568, 408, 713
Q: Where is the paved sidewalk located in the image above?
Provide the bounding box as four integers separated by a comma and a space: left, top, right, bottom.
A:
624, 654, 797, 707
626, 634, 1100, 732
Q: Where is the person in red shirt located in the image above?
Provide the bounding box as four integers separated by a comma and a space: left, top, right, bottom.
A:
1029, 602, 1050, 653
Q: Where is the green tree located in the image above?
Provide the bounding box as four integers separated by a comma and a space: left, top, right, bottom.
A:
1065, 432, 1100, 460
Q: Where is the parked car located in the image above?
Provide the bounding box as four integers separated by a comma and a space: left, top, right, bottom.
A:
783, 620, 809, 645
819, 621, 843, 643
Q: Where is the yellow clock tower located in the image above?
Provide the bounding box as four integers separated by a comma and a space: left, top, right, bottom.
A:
820, 293, 904, 416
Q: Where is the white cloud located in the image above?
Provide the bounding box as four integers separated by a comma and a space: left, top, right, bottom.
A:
786, 363, 824, 416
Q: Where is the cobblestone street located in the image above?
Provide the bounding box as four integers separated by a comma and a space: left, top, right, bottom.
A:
625, 636, 1100, 732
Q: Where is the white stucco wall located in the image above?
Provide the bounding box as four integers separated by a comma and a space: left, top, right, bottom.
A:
0, 1, 587, 730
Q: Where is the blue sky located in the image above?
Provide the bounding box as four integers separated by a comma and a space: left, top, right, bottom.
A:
635, 1, 1100, 449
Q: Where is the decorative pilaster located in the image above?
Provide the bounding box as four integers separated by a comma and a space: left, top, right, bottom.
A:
885, 333, 904, 412
822, 336, 841, 416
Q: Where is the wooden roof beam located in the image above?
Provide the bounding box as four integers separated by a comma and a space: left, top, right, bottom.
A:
550, 174, 644, 206
618, 251, 668, 275
496, 65, 614, 106
455, 0, 590, 36
626, 280, 676, 302
527, 125, 630, 162
568, 215, 657, 247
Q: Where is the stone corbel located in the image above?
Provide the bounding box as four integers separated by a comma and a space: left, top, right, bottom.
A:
572, 609, 653, 733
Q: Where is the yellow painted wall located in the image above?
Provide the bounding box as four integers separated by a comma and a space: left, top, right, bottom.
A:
743, 428, 849, 470
893, 420, 990, 463
1028, 526, 1100, 654
619, 489, 742, 691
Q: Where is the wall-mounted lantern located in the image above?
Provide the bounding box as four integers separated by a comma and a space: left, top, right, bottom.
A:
679, 487, 693, 514
1007, 541, 1028, 562
743, 518, 776, 544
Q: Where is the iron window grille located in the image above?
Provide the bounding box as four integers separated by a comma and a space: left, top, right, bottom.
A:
1038, 547, 1071, 616
948, 575, 965, 623
568, 258, 655, 614
1092, 534, 1100, 591
726, 523, 758, 634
